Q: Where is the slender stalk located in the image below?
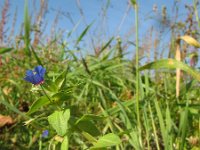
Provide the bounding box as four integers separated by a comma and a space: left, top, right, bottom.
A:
134, 1, 141, 137
193, 0, 200, 28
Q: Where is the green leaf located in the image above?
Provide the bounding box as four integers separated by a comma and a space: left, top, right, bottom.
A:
48, 109, 70, 136
0, 92, 28, 119
154, 99, 168, 149
77, 114, 105, 121
61, 136, 69, 150
99, 37, 114, 55
130, 0, 137, 6
90, 133, 121, 149
76, 120, 100, 136
139, 59, 200, 81
52, 92, 70, 102
82, 131, 97, 143
0, 48, 13, 54
178, 107, 189, 150
30, 46, 43, 66
54, 70, 67, 91
24, 0, 31, 56
27, 96, 50, 115
76, 23, 93, 45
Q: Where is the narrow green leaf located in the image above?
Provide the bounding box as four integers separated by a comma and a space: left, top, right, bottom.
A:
48, 109, 70, 136
0, 94, 28, 119
76, 23, 93, 45
0, 48, 13, 54
24, 0, 31, 56
90, 133, 121, 149
178, 107, 189, 150
99, 37, 114, 55
30, 46, 43, 66
54, 70, 67, 91
139, 59, 200, 81
77, 114, 105, 121
154, 99, 168, 149
27, 96, 49, 115
82, 131, 97, 143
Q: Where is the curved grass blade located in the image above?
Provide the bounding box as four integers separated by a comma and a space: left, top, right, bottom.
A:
139, 59, 200, 81
76, 23, 93, 46
180, 35, 200, 48
0, 48, 13, 54
0, 90, 28, 119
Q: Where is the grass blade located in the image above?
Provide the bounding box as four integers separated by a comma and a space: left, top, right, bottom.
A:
139, 59, 200, 81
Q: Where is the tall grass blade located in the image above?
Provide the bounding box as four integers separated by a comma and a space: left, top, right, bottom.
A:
24, 0, 31, 56
139, 59, 200, 81
76, 23, 93, 45
154, 98, 169, 150
178, 106, 189, 150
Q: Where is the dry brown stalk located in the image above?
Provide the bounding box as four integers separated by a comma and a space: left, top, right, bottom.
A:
0, 0, 9, 44
175, 38, 181, 98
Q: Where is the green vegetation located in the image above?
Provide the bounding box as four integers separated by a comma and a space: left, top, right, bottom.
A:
0, 0, 200, 149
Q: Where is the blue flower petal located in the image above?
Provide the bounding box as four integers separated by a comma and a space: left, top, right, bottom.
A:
32, 74, 44, 85
24, 66, 46, 85
24, 76, 34, 84
34, 66, 46, 77
26, 70, 34, 76
42, 130, 49, 138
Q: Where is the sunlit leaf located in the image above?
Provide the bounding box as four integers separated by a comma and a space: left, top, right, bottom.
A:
27, 96, 49, 115
48, 109, 70, 136
61, 136, 69, 150
0, 48, 13, 54
139, 59, 200, 81
180, 35, 200, 48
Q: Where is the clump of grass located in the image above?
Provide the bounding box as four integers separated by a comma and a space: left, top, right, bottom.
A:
0, 0, 200, 149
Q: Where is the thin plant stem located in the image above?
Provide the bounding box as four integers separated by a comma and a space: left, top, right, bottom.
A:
134, 1, 141, 136
133, 2, 143, 148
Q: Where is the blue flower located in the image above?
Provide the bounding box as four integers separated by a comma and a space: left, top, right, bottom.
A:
42, 130, 49, 138
24, 66, 46, 85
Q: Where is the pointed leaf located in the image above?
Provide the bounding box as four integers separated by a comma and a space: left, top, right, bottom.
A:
76, 23, 93, 45
180, 35, 200, 48
27, 96, 50, 115
139, 59, 200, 81
0, 48, 13, 54
90, 133, 121, 149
